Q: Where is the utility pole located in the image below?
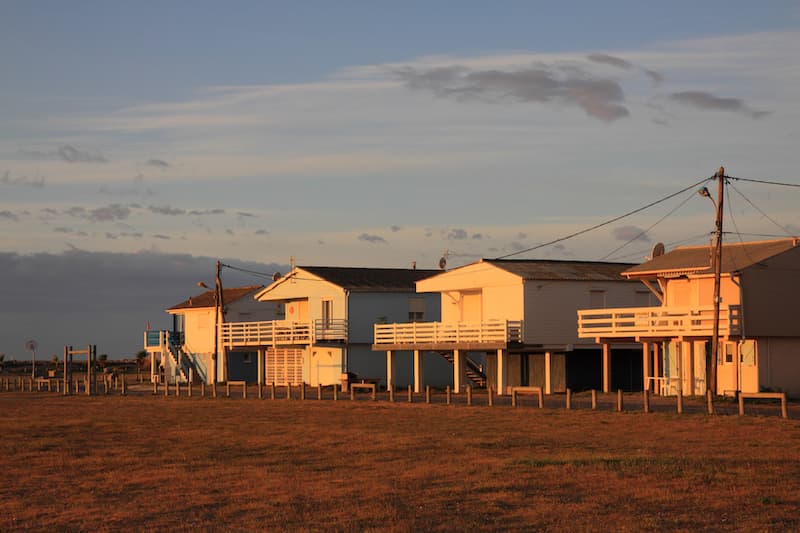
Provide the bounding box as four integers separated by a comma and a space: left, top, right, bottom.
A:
709, 166, 725, 396
215, 260, 226, 383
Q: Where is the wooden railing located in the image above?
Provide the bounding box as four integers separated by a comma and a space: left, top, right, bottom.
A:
220, 319, 348, 347
577, 305, 741, 338
373, 320, 523, 345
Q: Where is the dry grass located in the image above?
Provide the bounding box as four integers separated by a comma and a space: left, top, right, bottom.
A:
1, 393, 800, 531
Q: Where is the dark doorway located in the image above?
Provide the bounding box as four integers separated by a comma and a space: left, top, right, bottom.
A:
611, 349, 643, 392
565, 349, 601, 391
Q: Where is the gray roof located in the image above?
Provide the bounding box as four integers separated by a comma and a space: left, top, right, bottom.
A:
168, 285, 263, 310
300, 266, 441, 292
484, 259, 636, 282
623, 238, 800, 277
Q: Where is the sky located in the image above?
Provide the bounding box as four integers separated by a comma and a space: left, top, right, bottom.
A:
2, 1, 800, 359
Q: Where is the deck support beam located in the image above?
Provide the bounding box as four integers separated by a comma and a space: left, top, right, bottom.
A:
496, 349, 508, 395
642, 342, 651, 392
544, 351, 552, 395
386, 351, 395, 392
453, 350, 466, 393
602, 343, 611, 393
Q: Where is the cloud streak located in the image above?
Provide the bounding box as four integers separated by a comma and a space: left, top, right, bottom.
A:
18, 145, 107, 163
358, 233, 387, 244
669, 91, 769, 118
394, 64, 630, 122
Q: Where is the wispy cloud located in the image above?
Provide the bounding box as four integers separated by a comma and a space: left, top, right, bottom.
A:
18, 145, 107, 163
0, 210, 19, 221
669, 91, 769, 118
612, 225, 651, 242
146, 158, 169, 167
148, 205, 185, 216
586, 53, 633, 69
358, 233, 387, 244
1, 171, 45, 188
89, 204, 131, 222
394, 63, 630, 122
447, 228, 468, 240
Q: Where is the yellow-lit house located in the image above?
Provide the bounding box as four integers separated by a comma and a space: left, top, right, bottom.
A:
143, 285, 283, 384
577, 238, 800, 397
373, 259, 651, 395
220, 266, 446, 388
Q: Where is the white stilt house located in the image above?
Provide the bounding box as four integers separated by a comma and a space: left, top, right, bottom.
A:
374, 259, 649, 395
577, 238, 800, 397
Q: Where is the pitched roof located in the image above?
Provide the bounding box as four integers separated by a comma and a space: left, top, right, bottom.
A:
484, 259, 636, 281
623, 238, 800, 278
299, 266, 441, 292
168, 285, 263, 310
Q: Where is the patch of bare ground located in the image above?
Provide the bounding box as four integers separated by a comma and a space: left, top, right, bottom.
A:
1, 394, 799, 531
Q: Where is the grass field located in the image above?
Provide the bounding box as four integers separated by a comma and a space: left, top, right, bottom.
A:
2, 393, 800, 531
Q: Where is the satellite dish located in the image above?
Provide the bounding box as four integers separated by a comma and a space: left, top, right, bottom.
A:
438, 256, 447, 270
272, 272, 282, 282
25, 339, 38, 352
652, 242, 665, 258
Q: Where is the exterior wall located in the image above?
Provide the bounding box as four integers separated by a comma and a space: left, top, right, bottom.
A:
757, 337, 800, 398
351, 346, 453, 388
257, 273, 346, 324
227, 351, 259, 382
523, 279, 645, 346
417, 264, 523, 324
663, 275, 740, 308
348, 292, 441, 343
306, 346, 344, 386
741, 247, 800, 337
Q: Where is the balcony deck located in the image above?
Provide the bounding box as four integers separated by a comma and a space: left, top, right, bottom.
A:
373, 320, 523, 351
220, 319, 347, 348
577, 305, 741, 341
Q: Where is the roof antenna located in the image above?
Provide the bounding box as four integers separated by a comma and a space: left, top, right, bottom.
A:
439, 249, 449, 270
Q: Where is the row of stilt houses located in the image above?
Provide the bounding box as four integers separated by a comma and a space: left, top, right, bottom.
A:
144, 238, 800, 398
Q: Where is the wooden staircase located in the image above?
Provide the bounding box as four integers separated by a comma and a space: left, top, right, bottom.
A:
438, 352, 487, 388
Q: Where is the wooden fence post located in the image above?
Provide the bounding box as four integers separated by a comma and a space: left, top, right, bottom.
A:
511, 390, 517, 408
591, 389, 597, 411
271, 382, 276, 400
488, 386, 494, 407
617, 389, 623, 412
389, 385, 394, 403
738, 393, 744, 416
642, 389, 649, 414
164, 380, 169, 397
317, 384, 322, 401
677, 391, 683, 415
566, 388, 572, 410
286, 384, 291, 400
226, 382, 231, 398
300, 383, 305, 401
333, 384, 338, 401
446, 385, 451, 405
781, 393, 788, 420
212, 381, 217, 398
407, 385, 412, 403
706, 389, 714, 415
538, 388, 544, 409
201, 382, 206, 398
425, 385, 431, 404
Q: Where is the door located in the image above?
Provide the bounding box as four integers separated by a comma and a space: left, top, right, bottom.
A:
739, 340, 758, 393
461, 291, 482, 323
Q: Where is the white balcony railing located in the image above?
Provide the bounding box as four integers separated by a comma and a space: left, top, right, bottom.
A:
577, 305, 741, 339
220, 319, 347, 347
373, 320, 523, 346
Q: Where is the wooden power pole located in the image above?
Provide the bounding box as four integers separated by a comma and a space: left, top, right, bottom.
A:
709, 166, 725, 396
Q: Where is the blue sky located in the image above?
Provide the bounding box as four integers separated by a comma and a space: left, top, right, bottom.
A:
2, 2, 800, 357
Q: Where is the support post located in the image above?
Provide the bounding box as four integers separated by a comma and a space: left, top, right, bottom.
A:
413, 350, 424, 394
643, 390, 650, 413
385, 351, 394, 392
496, 349, 507, 396
642, 342, 651, 393
602, 344, 611, 393
257, 349, 264, 386
388, 385, 394, 403
544, 351, 552, 395
453, 350, 466, 393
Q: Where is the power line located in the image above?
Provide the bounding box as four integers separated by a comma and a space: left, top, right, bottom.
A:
605, 233, 711, 262
728, 175, 800, 188
599, 187, 698, 260
495, 176, 713, 260
728, 182, 796, 237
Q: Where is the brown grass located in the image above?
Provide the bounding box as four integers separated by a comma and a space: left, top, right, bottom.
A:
1, 393, 799, 531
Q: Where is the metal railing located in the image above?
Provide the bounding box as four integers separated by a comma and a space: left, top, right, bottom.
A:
577, 305, 741, 338
373, 320, 523, 345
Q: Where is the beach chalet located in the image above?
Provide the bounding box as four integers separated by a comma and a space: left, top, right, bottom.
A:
143, 285, 281, 384
577, 238, 800, 398
373, 259, 652, 395
219, 266, 447, 388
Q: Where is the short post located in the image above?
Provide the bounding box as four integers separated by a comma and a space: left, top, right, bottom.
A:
243, 382, 248, 400
271, 382, 276, 400
738, 393, 745, 416
286, 384, 291, 400
85, 378, 91, 397
164, 379, 169, 397
591, 389, 597, 410
617, 389, 623, 412
175, 380, 180, 397
425, 385, 431, 404
466, 385, 472, 406
488, 386, 494, 407
153, 380, 158, 395
121, 376, 127, 396
706, 389, 714, 415
333, 384, 338, 401
781, 393, 788, 420
642, 389, 649, 414
371, 385, 376, 401
317, 384, 322, 400
388, 385, 394, 403
212, 381, 218, 398
201, 382, 206, 397
407, 385, 412, 403
511, 389, 517, 408
566, 388, 572, 410
226, 382, 231, 398
446, 385, 451, 405
187, 380, 192, 398
538, 388, 544, 409
300, 383, 306, 401
677, 391, 683, 415
258, 383, 263, 400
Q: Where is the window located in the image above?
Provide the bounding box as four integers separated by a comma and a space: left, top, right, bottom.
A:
724, 344, 734, 364
635, 290, 652, 307
242, 352, 252, 364
740, 341, 757, 366
409, 297, 425, 322
321, 299, 333, 329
